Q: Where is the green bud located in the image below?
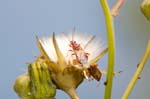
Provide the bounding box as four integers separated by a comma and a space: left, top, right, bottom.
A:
28, 62, 56, 99
14, 62, 56, 99
141, 0, 150, 21
13, 73, 31, 97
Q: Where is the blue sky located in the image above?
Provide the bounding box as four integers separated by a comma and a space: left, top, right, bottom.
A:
0, 0, 150, 99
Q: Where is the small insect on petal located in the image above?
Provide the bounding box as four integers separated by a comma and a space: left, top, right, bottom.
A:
88, 65, 102, 81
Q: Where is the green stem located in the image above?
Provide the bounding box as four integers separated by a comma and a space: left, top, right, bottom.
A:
100, 0, 115, 99
122, 40, 150, 99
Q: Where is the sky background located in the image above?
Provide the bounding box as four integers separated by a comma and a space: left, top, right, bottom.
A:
0, 0, 150, 99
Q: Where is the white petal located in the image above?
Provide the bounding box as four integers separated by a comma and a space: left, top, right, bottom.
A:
40, 32, 107, 64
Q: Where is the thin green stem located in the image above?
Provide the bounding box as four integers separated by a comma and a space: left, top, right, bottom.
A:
122, 40, 150, 99
100, 0, 115, 99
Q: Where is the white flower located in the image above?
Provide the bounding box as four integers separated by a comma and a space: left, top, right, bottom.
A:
38, 31, 107, 68
35, 31, 108, 99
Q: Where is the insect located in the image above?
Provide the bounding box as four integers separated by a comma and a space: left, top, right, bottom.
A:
88, 64, 102, 81
68, 36, 102, 81
62, 32, 102, 81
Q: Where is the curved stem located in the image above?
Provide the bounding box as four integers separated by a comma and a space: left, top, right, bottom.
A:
100, 0, 115, 99
122, 40, 150, 99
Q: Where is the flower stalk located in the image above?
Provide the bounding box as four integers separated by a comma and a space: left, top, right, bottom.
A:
122, 40, 150, 99
100, 0, 115, 99
111, 0, 124, 17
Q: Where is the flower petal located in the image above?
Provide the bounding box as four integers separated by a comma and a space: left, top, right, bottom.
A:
52, 32, 66, 67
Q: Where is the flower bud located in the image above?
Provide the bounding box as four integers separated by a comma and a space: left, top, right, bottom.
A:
141, 0, 150, 21
14, 62, 56, 99
28, 62, 56, 99
13, 73, 31, 98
